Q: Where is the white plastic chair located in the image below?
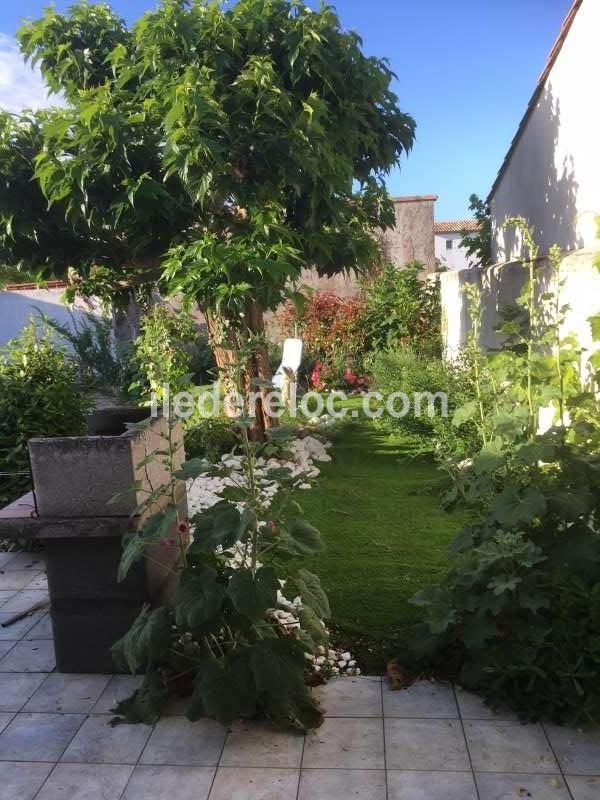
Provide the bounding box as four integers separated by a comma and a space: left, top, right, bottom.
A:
272, 338, 303, 390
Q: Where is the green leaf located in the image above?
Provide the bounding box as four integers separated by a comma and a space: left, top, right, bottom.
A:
187, 653, 257, 726
282, 519, 323, 555
111, 605, 172, 674
491, 487, 547, 528
189, 501, 241, 553
117, 506, 177, 582
174, 568, 226, 629
291, 569, 330, 619
227, 566, 279, 622
250, 638, 307, 701
298, 604, 327, 645
452, 400, 477, 428
174, 457, 209, 479
472, 445, 505, 475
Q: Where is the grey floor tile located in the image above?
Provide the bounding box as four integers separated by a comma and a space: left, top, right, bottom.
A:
0, 553, 19, 568
388, 770, 477, 799
0, 712, 85, 761
0, 571, 41, 591
383, 680, 458, 718
303, 717, 384, 769
0, 639, 55, 672
25, 573, 49, 590
0, 611, 45, 641
0, 641, 15, 658
0, 713, 13, 734
35, 763, 133, 800
91, 674, 144, 714
25, 674, 111, 713
61, 715, 153, 764
0, 591, 16, 606
209, 767, 299, 800
314, 677, 382, 717
455, 687, 518, 721
221, 720, 304, 768
299, 768, 386, 800
24, 614, 53, 640
141, 717, 226, 766
477, 772, 571, 799
566, 775, 600, 799
0, 760, 54, 800
123, 765, 215, 800
385, 718, 469, 771
0, 673, 47, 712
545, 724, 600, 775
1, 590, 49, 613
464, 721, 559, 774
1, 553, 45, 571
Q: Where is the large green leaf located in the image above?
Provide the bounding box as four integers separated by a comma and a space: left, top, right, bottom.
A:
118, 506, 177, 582
292, 569, 330, 619
491, 487, 547, 528
284, 519, 323, 555
227, 566, 279, 622
174, 568, 226, 629
187, 653, 257, 726
114, 669, 169, 724
189, 501, 241, 553
111, 604, 172, 674
452, 400, 477, 428
250, 638, 307, 701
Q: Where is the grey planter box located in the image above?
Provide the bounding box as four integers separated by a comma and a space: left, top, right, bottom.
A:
0, 407, 188, 673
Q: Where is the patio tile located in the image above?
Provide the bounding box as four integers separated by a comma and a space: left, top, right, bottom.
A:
382, 679, 458, 718
24, 614, 53, 640
209, 767, 299, 800
25, 573, 48, 590
0, 641, 15, 657
566, 775, 600, 799
122, 765, 215, 800
0, 553, 19, 568
385, 718, 469, 771
1, 590, 49, 613
1, 553, 45, 571
0, 611, 44, 641
0, 590, 16, 606
464, 721, 559, 773
0, 571, 41, 591
61, 715, 153, 764
299, 768, 386, 800
0, 673, 47, 711
303, 717, 385, 769
388, 770, 477, 799
0, 712, 85, 761
25, 674, 112, 713
476, 772, 571, 799
544, 724, 600, 775
35, 763, 133, 800
221, 720, 304, 768
140, 717, 226, 766
0, 639, 55, 672
455, 687, 518, 721
0, 713, 13, 734
0, 761, 54, 800
314, 676, 382, 717
91, 674, 144, 714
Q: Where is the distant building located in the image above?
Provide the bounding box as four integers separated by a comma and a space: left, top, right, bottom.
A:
434, 220, 480, 270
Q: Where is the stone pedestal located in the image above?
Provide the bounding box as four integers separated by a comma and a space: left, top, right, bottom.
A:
0, 407, 187, 673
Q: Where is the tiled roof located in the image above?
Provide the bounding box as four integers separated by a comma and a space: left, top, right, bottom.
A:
434, 220, 480, 234
488, 0, 583, 201
391, 194, 438, 203
1, 280, 67, 291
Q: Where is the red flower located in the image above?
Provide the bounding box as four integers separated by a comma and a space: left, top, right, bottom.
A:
177, 521, 190, 535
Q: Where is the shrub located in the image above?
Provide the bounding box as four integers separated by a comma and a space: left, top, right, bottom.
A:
362, 262, 441, 355
184, 417, 238, 461
0, 321, 90, 504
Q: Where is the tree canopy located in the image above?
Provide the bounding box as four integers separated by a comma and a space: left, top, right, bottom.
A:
1, 0, 415, 318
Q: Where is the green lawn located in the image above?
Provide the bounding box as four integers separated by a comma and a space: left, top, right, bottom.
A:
297, 419, 469, 671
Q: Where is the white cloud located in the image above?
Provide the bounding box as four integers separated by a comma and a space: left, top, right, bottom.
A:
0, 33, 63, 113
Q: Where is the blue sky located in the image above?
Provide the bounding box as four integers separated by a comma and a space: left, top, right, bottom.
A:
0, 0, 573, 219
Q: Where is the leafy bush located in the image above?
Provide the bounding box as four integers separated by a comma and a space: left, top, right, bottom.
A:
407, 220, 600, 724
184, 417, 238, 461
112, 419, 333, 731
362, 262, 441, 355
0, 321, 90, 504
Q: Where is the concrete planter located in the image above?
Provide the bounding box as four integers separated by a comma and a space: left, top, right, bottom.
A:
1, 407, 188, 673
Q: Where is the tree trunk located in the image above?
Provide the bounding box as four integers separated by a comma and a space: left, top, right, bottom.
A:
112, 290, 143, 346
203, 302, 277, 441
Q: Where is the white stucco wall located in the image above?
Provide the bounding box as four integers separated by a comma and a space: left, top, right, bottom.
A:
435, 233, 474, 271
490, 0, 600, 262
0, 287, 101, 347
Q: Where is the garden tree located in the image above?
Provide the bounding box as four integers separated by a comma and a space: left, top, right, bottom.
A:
0, 0, 415, 437
460, 193, 492, 267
